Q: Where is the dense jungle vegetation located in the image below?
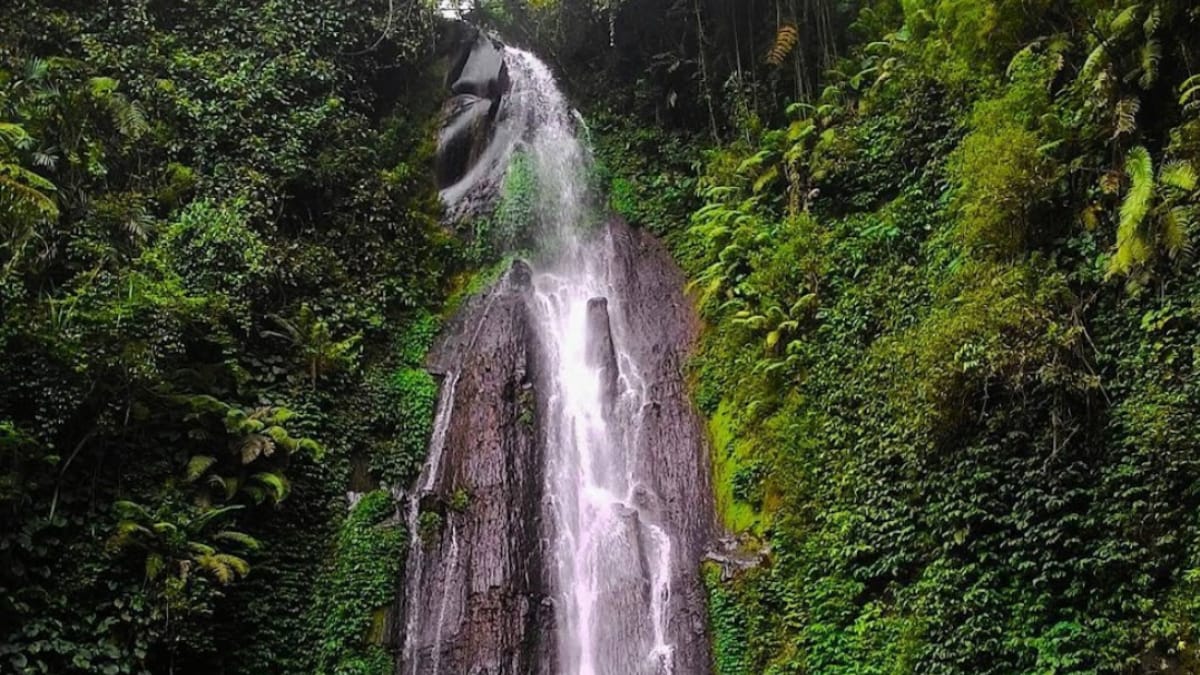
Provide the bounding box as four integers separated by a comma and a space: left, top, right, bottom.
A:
5, 0, 1200, 673
0, 1, 457, 672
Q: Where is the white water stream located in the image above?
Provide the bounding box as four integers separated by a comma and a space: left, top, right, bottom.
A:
509, 47, 678, 675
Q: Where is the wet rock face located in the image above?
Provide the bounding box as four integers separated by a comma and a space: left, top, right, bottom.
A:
604, 221, 715, 674
397, 223, 715, 675
436, 26, 511, 191
397, 265, 554, 675
585, 297, 619, 413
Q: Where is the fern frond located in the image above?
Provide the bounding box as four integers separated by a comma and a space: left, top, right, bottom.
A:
185, 455, 217, 482
250, 471, 290, 503
785, 102, 815, 119
1181, 75, 1200, 112
113, 500, 152, 521
0, 164, 59, 220
1160, 161, 1198, 192
737, 150, 775, 175
187, 504, 244, 534
239, 433, 275, 464
1136, 39, 1161, 89
753, 166, 780, 194
767, 24, 800, 67
1142, 4, 1161, 36
1122, 146, 1155, 226
1109, 5, 1141, 33
150, 521, 178, 536
188, 541, 217, 556
1111, 145, 1156, 275
113, 98, 149, 139
194, 553, 233, 584
790, 293, 819, 316
212, 530, 262, 551
1161, 206, 1191, 257
216, 553, 250, 578
1113, 97, 1140, 137
114, 520, 152, 540
1080, 42, 1110, 84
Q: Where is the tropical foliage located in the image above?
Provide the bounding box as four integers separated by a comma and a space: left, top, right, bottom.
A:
0, 1, 455, 673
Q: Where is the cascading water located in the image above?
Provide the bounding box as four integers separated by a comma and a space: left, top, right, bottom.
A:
398, 34, 713, 675
506, 50, 680, 674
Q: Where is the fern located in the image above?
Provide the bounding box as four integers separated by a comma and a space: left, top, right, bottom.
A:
767, 24, 799, 67
1109, 4, 1142, 33
1161, 161, 1198, 192
185, 455, 217, 482
249, 471, 291, 503
239, 433, 276, 464
187, 504, 245, 534
1161, 206, 1191, 256
1113, 97, 1140, 137
1110, 147, 1200, 276
194, 552, 250, 584
1135, 38, 1161, 89
213, 530, 262, 551
1181, 74, 1200, 113
1080, 42, 1110, 85
1112, 145, 1155, 275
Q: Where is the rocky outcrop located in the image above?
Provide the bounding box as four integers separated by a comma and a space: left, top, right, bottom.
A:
396, 222, 715, 675
604, 221, 715, 673
436, 25, 517, 214
437, 26, 509, 189
585, 297, 619, 414
396, 262, 555, 675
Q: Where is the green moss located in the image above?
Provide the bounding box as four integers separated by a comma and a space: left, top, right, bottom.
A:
708, 402, 765, 535
442, 255, 526, 320
448, 488, 471, 513
417, 510, 443, 544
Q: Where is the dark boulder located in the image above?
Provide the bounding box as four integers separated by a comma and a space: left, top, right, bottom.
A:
437, 26, 511, 191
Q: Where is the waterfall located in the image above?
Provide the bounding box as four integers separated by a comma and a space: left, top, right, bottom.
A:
505, 50, 680, 674
399, 37, 713, 675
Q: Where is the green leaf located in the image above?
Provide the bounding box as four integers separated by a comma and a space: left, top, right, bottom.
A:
184, 455, 217, 482
250, 472, 291, 503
